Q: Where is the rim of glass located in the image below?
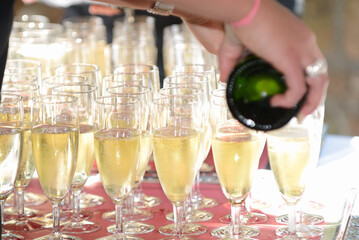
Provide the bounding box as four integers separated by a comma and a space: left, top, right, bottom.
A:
95, 95, 139, 106
34, 94, 78, 104
3, 74, 38, 83
0, 93, 23, 103
172, 63, 216, 72
1, 82, 40, 93
159, 86, 203, 97
42, 75, 88, 83
102, 73, 145, 82
152, 94, 200, 107
106, 84, 150, 96
55, 63, 100, 74
52, 84, 98, 94
6, 59, 41, 69
164, 74, 209, 85
113, 63, 159, 74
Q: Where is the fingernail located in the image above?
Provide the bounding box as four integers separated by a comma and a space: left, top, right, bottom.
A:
297, 113, 305, 123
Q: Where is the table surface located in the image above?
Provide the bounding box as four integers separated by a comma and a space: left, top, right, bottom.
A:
4, 134, 359, 240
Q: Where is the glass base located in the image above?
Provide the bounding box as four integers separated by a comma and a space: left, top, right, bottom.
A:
4, 218, 45, 232
134, 194, 161, 209
199, 162, 214, 172
4, 207, 41, 220
197, 196, 219, 209
102, 208, 153, 222
219, 212, 267, 225
159, 236, 199, 240
210, 225, 259, 238
95, 234, 143, 240
33, 233, 82, 240
5, 192, 48, 207
0, 231, 24, 240
62, 220, 101, 234
80, 192, 105, 208
107, 221, 155, 234
166, 209, 213, 222
44, 209, 93, 222
159, 223, 206, 236
275, 213, 324, 225
275, 224, 324, 238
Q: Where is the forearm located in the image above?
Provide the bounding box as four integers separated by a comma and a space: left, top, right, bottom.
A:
91, 0, 258, 22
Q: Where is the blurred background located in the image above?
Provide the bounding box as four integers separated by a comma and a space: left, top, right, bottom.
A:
12, 0, 359, 136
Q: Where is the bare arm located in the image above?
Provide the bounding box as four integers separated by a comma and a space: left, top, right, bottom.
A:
91, 0, 329, 117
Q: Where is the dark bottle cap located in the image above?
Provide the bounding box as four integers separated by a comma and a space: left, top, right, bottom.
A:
226, 57, 306, 131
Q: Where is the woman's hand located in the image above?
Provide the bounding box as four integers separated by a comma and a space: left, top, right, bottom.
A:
218, 0, 328, 117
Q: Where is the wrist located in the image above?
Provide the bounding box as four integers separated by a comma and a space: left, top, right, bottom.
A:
147, 1, 174, 16
229, 0, 261, 28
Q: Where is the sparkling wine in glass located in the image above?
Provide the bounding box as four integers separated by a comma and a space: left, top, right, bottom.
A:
1, 83, 45, 233
267, 106, 324, 239
31, 95, 80, 240
52, 84, 101, 234
0, 93, 25, 240
163, 74, 217, 225
152, 95, 206, 239
159, 84, 214, 225
94, 95, 143, 240
104, 84, 155, 235
210, 89, 266, 239
113, 64, 162, 208
54, 63, 104, 210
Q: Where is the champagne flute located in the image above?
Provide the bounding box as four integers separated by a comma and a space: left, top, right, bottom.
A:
101, 73, 145, 97
3, 74, 38, 85
4, 59, 46, 208
52, 84, 101, 234
5, 59, 42, 82
31, 95, 80, 240
210, 89, 266, 239
1, 83, 46, 233
55, 63, 102, 95
113, 64, 161, 98
158, 85, 213, 227
0, 93, 24, 240
163, 75, 216, 224
267, 106, 324, 239
54, 63, 104, 209
212, 89, 267, 226
274, 103, 325, 238
100, 74, 153, 222
104, 84, 155, 235
94, 95, 143, 240
113, 64, 161, 208
152, 95, 206, 238
41, 75, 88, 95
172, 64, 217, 97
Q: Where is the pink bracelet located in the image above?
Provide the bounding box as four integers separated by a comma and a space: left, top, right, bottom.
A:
230, 0, 261, 28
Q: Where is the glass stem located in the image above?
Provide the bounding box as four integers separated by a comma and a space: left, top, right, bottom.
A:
72, 187, 82, 223
287, 202, 297, 236
52, 201, 61, 236
231, 202, 243, 236
114, 200, 125, 236
134, 184, 143, 202
173, 202, 184, 237
1, 199, 5, 234
15, 188, 25, 218
63, 191, 72, 211
128, 191, 134, 216
194, 171, 202, 203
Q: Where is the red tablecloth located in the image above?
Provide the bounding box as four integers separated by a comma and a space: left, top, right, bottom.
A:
5, 147, 323, 240
10, 177, 322, 240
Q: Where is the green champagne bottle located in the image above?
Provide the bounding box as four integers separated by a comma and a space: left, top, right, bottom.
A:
226, 54, 306, 131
